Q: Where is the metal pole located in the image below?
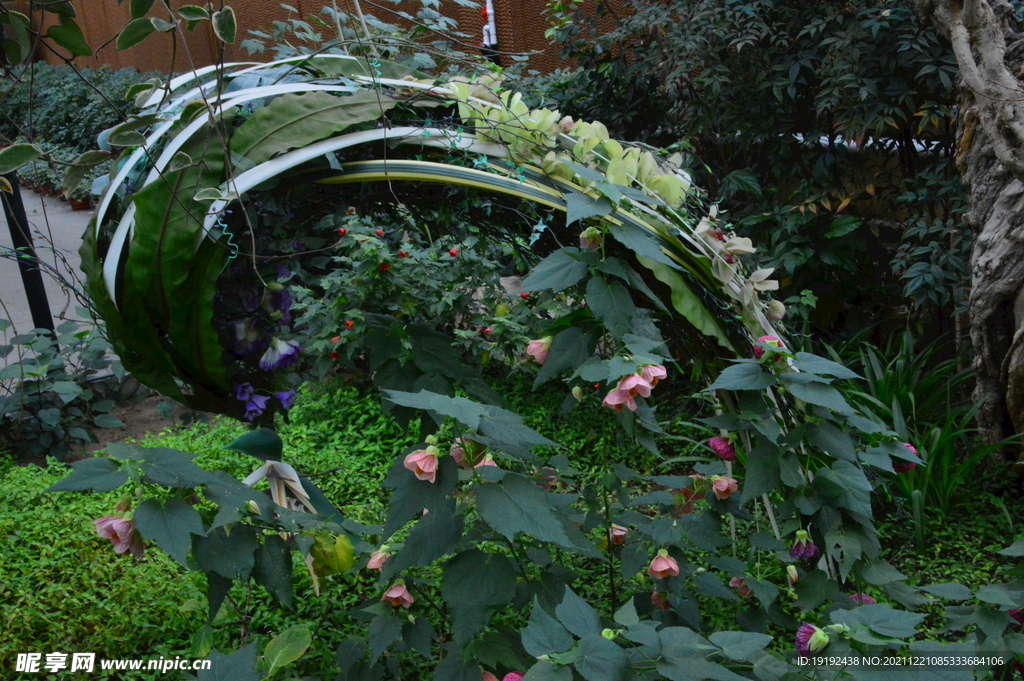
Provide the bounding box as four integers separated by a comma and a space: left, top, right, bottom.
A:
1, 171, 56, 334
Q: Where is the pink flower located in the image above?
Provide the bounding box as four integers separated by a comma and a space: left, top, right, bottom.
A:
602, 388, 637, 412
93, 515, 145, 559
382, 581, 415, 608
729, 577, 753, 598
367, 550, 389, 572
795, 623, 829, 656
503, 674, 525, 681
849, 593, 876, 605
1009, 608, 1024, 625
708, 436, 736, 461
608, 525, 628, 545
894, 443, 918, 473
404, 447, 440, 483
790, 529, 819, 561
482, 673, 499, 681
526, 337, 553, 364
617, 373, 653, 398
648, 549, 680, 579
753, 335, 784, 360
711, 475, 738, 500
641, 364, 667, 387
651, 590, 671, 611
475, 454, 498, 469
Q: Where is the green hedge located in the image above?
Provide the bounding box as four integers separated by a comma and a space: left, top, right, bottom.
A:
1, 63, 151, 152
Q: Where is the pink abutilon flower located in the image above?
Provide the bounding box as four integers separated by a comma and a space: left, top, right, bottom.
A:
893, 443, 919, 473
729, 577, 753, 598
849, 593, 876, 605
608, 525, 628, 545
475, 454, 498, 469
526, 337, 553, 365
382, 581, 415, 608
93, 515, 145, 559
790, 529, 819, 561
753, 335, 784, 360
648, 549, 680, 579
579, 227, 603, 252
482, 673, 499, 681
617, 373, 653, 398
651, 590, 672, 611
602, 388, 637, 412
367, 550, 389, 572
795, 623, 829, 657
404, 446, 440, 483
1009, 608, 1024, 625
708, 436, 736, 461
641, 364, 667, 387
503, 673, 525, 681
710, 475, 738, 500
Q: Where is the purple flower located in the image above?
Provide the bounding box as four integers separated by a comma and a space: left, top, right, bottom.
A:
795, 623, 829, 656
259, 337, 301, 371
235, 382, 255, 401
238, 287, 261, 313
708, 436, 736, 461
790, 529, 819, 561
277, 391, 296, 410
275, 262, 291, 279
849, 593, 876, 605
245, 394, 270, 421
232, 319, 267, 356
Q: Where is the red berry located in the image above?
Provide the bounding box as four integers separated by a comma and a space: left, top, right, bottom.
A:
345, 320, 354, 330
379, 262, 390, 271
520, 292, 529, 300
331, 336, 340, 343
376, 229, 384, 237
338, 227, 346, 236
398, 251, 408, 258
330, 351, 340, 359
449, 248, 459, 257
484, 327, 493, 335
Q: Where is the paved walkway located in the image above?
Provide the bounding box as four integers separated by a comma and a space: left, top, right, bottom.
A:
0, 189, 92, 335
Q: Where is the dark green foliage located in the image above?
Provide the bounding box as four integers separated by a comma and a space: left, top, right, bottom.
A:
0, 63, 153, 151
533, 0, 969, 328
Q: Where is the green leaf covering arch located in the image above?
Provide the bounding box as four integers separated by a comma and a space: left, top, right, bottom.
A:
81, 55, 783, 414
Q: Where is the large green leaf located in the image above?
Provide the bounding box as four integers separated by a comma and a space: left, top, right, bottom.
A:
45, 457, 127, 493
196, 643, 261, 681
477, 473, 595, 553
534, 327, 596, 387
586, 276, 636, 337
0, 11, 33, 65
193, 526, 258, 579
520, 247, 591, 293
133, 497, 204, 564
830, 604, 925, 639
211, 6, 237, 43
637, 255, 736, 354
263, 625, 311, 677
224, 428, 283, 461
521, 598, 574, 658
79, 219, 185, 403
381, 453, 458, 538
47, 23, 92, 56
383, 498, 463, 578
127, 117, 229, 394
116, 17, 158, 51
441, 549, 517, 646
230, 90, 396, 164
575, 633, 629, 681
0, 143, 42, 174
707, 363, 776, 391
556, 588, 601, 637
254, 535, 294, 608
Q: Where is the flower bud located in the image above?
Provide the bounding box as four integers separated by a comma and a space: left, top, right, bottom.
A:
572, 386, 584, 401
787, 565, 799, 584
767, 300, 787, 321
247, 500, 260, 514
601, 628, 619, 640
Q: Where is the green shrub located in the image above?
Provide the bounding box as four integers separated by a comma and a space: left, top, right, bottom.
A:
1, 64, 152, 152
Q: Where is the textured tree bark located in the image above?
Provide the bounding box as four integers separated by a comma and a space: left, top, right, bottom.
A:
913, 0, 1024, 448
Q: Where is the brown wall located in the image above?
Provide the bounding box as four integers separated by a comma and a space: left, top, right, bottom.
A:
27, 0, 602, 75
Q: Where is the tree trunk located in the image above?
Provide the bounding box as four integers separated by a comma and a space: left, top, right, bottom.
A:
913, 0, 1024, 449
